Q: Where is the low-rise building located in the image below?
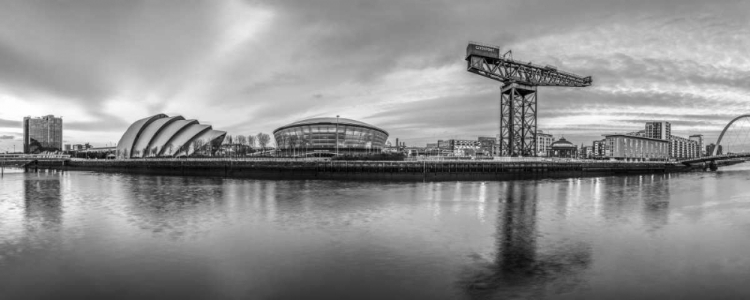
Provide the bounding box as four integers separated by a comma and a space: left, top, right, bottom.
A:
536, 130, 554, 157
593, 139, 606, 158
706, 143, 723, 156
549, 137, 577, 158
689, 134, 705, 157
477, 136, 496, 156
669, 135, 700, 159
603, 134, 669, 161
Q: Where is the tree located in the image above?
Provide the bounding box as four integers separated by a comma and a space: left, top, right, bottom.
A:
236, 135, 247, 156
257, 132, 270, 154
247, 135, 256, 150
289, 134, 299, 156
165, 143, 173, 157
192, 139, 205, 157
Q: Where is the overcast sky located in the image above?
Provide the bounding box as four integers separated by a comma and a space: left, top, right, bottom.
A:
1, 0, 749, 151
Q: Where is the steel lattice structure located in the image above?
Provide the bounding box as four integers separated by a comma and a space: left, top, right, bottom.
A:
466, 42, 592, 156
714, 114, 750, 156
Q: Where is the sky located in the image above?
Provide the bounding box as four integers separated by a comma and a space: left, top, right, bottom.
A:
1, 0, 749, 152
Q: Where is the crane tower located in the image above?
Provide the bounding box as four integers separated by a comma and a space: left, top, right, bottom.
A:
466, 42, 592, 156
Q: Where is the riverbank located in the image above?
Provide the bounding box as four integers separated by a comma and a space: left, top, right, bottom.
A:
27, 158, 701, 181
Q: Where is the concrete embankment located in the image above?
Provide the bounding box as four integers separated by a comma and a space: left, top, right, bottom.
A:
30, 159, 698, 181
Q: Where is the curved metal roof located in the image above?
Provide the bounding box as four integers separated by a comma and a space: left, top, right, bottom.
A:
181, 129, 226, 156
161, 124, 211, 157
116, 113, 226, 158
273, 117, 388, 135
147, 119, 198, 157
131, 116, 185, 158
116, 114, 167, 158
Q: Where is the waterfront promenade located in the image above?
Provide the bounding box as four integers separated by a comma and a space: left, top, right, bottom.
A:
27, 157, 705, 181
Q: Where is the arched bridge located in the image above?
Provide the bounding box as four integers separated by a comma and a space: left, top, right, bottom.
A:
680, 114, 750, 169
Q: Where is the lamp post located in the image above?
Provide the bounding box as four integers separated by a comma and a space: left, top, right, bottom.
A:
336, 115, 339, 156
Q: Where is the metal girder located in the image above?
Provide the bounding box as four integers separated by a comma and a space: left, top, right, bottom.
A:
467, 56, 592, 87
500, 83, 537, 156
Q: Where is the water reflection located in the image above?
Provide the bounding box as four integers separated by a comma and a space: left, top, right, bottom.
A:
119, 175, 228, 240
461, 182, 591, 299
23, 172, 64, 249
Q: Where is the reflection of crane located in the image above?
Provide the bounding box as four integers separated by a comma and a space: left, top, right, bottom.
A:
459, 183, 591, 299
466, 42, 592, 156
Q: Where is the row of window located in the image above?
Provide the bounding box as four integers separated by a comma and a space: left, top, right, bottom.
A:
274, 125, 388, 149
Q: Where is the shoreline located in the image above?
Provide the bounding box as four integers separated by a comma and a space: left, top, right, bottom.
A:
22, 159, 703, 182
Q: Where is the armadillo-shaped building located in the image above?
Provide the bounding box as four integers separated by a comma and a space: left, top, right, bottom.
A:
116, 114, 226, 159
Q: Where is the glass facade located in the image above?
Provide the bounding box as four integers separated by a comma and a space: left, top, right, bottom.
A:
273, 118, 388, 155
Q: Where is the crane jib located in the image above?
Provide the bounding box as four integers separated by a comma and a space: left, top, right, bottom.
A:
465, 42, 592, 157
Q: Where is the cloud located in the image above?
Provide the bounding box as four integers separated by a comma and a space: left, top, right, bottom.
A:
0, 0, 748, 147
0, 118, 19, 128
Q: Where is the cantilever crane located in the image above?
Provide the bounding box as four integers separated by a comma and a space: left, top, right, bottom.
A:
466, 42, 592, 157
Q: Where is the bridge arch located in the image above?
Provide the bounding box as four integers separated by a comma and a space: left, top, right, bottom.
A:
714, 114, 750, 156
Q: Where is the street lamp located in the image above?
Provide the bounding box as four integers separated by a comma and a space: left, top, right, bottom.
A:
336, 115, 339, 156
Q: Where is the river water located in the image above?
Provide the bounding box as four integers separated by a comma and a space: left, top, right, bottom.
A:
1, 166, 750, 299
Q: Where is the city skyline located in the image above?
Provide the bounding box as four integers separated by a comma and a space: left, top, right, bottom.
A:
1, 0, 749, 151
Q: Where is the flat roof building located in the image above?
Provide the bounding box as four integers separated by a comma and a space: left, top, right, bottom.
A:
604, 134, 669, 161
23, 115, 63, 153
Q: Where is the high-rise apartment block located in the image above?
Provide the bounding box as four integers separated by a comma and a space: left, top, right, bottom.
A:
689, 134, 705, 157
23, 115, 63, 153
645, 122, 671, 140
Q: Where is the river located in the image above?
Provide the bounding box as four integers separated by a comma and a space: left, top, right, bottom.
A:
1, 166, 750, 299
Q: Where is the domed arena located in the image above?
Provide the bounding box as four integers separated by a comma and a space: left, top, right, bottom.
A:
116, 114, 226, 159
273, 117, 389, 156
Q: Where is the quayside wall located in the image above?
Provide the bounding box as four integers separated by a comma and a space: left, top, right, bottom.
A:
30, 159, 698, 181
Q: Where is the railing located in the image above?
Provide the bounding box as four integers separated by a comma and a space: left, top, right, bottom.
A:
0, 154, 71, 159
680, 153, 750, 163
408, 156, 671, 164
75, 157, 332, 162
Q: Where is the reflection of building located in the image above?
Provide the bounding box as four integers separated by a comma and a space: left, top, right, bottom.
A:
116, 114, 226, 159
24, 174, 62, 227
603, 134, 669, 160
689, 134, 704, 157
549, 137, 577, 158
536, 130, 554, 157
273, 117, 388, 155
23, 115, 63, 153
669, 135, 699, 159
645, 121, 671, 140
